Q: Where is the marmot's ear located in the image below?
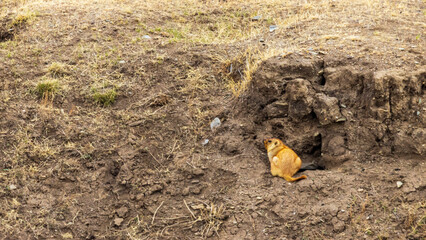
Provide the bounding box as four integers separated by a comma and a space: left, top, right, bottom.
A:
274, 142, 277, 145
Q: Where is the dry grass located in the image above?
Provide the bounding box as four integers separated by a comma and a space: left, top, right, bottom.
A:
34, 78, 59, 98
219, 47, 281, 97
349, 194, 426, 239
125, 200, 227, 239
402, 201, 426, 236
46, 62, 70, 77
92, 87, 117, 107
10, 9, 36, 26
195, 202, 227, 238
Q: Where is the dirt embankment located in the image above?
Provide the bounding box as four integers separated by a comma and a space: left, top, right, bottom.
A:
209, 54, 425, 239
227, 54, 426, 168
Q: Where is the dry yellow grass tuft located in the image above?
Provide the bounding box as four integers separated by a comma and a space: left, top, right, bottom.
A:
46, 62, 70, 77
11, 9, 36, 26
34, 78, 59, 105
219, 47, 281, 97
196, 202, 227, 238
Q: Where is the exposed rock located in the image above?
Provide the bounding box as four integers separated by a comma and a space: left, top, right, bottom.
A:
285, 78, 313, 121
114, 217, 124, 227
264, 101, 288, 119
116, 206, 129, 217
313, 93, 343, 125
325, 135, 346, 156
332, 217, 346, 233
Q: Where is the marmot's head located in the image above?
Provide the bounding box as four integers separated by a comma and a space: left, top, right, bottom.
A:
263, 138, 284, 152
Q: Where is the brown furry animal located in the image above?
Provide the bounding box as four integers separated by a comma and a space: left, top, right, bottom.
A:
264, 138, 307, 182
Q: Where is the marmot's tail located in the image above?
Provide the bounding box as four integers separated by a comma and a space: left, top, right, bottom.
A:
283, 175, 307, 182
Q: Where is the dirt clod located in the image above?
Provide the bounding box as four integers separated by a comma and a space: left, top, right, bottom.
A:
113, 218, 124, 227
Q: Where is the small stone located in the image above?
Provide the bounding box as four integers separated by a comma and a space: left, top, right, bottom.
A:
190, 186, 201, 195
136, 193, 144, 200
116, 206, 129, 217
129, 120, 144, 127
142, 35, 151, 39
114, 217, 124, 226
150, 184, 163, 193
397, 181, 403, 188
201, 139, 209, 146
357, 188, 364, 192
252, 15, 261, 21
259, 38, 264, 42
269, 25, 278, 32
332, 217, 346, 233
182, 187, 190, 196
210, 117, 221, 130
398, 48, 405, 51
118, 60, 125, 64
192, 168, 204, 176
9, 184, 17, 190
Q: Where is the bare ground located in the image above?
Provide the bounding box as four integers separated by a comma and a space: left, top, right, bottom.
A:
0, 0, 425, 239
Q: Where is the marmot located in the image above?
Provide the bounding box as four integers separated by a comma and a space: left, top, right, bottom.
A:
264, 138, 307, 182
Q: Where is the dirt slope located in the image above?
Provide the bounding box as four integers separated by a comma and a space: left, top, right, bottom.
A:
0, 0, 425, 239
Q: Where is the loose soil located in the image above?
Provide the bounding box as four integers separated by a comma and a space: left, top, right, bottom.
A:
0, 0, 425, 239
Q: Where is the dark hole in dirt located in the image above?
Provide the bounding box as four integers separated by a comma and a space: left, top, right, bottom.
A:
311, 133, 322, 157
308, 110, 318, 121
319, 73, 326, 85
0, 29, 14, 42
0, 18, 15, 42
280, 80, 289, 95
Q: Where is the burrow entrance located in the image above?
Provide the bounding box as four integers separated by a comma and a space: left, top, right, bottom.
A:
216, 53, 425, 169
0, 15, 26, 42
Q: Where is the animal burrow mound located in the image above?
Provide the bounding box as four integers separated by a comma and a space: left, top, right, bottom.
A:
231, 54, 425, 168
0, 17, 15, 42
